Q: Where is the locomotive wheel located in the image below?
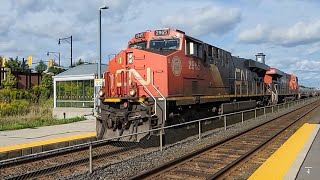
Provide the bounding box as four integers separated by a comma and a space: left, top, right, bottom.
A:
96, 118, 107, 140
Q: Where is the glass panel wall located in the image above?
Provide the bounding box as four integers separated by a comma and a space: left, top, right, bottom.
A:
56, 80, 94, 108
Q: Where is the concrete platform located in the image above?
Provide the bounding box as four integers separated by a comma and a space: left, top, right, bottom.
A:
0, 119, 96, 160
249, 109, 320, 180
295, 127, 320, 179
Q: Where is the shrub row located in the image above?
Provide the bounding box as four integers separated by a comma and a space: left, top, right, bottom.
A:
0, 86, 50, 104
0, 99, 30, 116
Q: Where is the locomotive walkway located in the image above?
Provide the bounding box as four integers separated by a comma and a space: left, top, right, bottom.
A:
0, 119, 95, 160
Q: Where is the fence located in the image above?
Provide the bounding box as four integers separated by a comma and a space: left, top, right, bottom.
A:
0, 67, 42, 89
85, 97, 319, 173
4, 97, 316, 177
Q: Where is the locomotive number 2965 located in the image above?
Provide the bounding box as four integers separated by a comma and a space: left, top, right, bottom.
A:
188, 59, 200, 71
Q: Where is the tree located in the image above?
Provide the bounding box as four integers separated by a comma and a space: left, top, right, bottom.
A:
5, 57, 20, 70
2, 72, 17, 89
75, 58, 84, 66
35, 60, 47, 73
20, 59, 29, 72
47, 66, 66, 75
40, 74, 53, 90
0, 56, 4, 67
40, 74, 53, 99
5, 57, 29, 72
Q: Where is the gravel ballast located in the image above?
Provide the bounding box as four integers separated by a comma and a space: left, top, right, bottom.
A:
69, 100, 312, 180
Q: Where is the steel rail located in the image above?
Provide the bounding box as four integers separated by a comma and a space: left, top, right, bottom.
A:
0, 98, 316, 179
4, 144, 139, 180
130, 100, 319, 180
207, 102, 319, 179
1, 98, 310, 168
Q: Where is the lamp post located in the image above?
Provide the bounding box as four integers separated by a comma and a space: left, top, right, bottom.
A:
58, 36, 73, 67
47, 51, 61, 66
99, 6, 109, 78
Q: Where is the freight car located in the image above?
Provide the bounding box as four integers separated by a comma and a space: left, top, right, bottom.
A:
96, 28, 299, 141
299, 86, 320, 98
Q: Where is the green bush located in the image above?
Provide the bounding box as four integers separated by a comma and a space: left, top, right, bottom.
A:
0, 89, 12, 103
2, 73, 17, 89
0, 99, 30, 116
0, 89, 31, 103
28, 85, 52, 103
0, 73, 53, 104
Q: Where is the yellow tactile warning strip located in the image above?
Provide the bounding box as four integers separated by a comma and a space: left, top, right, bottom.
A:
0, 132, 96, 153
248, 123, 318, 180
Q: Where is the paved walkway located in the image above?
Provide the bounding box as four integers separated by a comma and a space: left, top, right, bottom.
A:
295, 126, 320, 179
0, 119, 95, 147
249, 106, 320, 180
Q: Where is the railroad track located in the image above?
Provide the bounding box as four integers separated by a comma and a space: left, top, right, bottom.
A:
131, 100, 320, 180
0, 99, 317, 179
0, 140, 153, 179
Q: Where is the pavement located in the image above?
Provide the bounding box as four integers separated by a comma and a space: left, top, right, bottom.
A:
295, 125, 320, 179
0, 119, 96, 160
249, 106, 320, 180
0, 119, 95, 147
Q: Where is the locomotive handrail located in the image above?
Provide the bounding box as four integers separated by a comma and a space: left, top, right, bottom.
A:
129, 69, 157, 117
151, 71, 167, 126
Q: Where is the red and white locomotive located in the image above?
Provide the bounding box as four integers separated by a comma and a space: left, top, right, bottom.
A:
97, 28, 299, 141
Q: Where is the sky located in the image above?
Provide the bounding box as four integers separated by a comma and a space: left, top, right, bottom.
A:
0, 0, 319, 87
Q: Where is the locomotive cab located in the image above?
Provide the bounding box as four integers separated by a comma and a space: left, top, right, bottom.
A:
96, 29, 185, 141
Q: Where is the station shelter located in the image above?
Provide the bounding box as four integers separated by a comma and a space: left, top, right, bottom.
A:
52, 63, 107, 120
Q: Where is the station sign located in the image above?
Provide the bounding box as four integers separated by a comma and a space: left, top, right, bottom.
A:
94, 79, 103, 87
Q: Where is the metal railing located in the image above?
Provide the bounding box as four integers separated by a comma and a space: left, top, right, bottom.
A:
2, 97, 318, 179
86, 97, 319, 171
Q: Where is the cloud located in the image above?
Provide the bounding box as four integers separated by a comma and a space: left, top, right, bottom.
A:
237, 24, 269, 44
0, 40, 16, 52
284, 58, 320, 87
161, 6, 241, 36
0, 0, 319, 87
238, 21, 320, 47
12, 0, 50, 13
295, 71, 320, 87
305, 42, 320, 54
0, 16, 13, 36
289, 59, 320, 73
75, 50, 98, 63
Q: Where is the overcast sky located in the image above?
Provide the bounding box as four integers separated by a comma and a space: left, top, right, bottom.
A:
0, 0, 319, 87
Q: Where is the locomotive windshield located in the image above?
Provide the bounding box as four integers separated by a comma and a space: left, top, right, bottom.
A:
129, 41, 147, 49
149, 39, 180, 50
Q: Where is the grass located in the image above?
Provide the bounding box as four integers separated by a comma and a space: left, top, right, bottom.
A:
0, 116, 86, 131
0, 99, 87, 131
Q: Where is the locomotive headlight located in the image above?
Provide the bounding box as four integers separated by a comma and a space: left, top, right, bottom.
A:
129, 89, 136, 96
98, 89, 105, 97
127, 53, 133, 64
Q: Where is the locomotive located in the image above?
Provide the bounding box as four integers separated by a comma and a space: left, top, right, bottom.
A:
96, 28, 299, 141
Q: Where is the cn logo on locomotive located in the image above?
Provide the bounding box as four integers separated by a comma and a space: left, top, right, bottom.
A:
115, 68, 151, 86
